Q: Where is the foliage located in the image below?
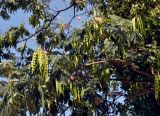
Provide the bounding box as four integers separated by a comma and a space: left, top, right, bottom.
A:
0, 0, 160, 115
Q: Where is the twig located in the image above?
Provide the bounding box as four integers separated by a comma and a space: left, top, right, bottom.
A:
68, 11, 88, 25
85, 60, 107, 66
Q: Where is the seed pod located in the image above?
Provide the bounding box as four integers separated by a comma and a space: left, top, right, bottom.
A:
31, 51, 37, 73
37, 48, 43, 71
69, 75, 77, 81
94, 17, 103, 24
155, 72, 160, 100
81, 86, 85, 98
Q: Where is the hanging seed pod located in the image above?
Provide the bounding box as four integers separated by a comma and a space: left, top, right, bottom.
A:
37, 48, 43, 71
43, 51, 48, 80
77, 90, 80, 102
81, 86, 85, 98
154, 72, 160, 100
73, 86, 77, 101
31, 51, 37, 73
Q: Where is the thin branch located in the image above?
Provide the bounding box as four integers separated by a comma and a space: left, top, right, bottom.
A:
85, 60, 107, 66
68, 11, 88, 25
18, 5, 74, 43
60, 106, 70, 116
48, 5, 74, 26
18, 29, 43, 43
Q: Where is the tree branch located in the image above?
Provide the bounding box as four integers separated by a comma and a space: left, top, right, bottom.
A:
85, 60, 107, 66
128, 88, 154, 100
85, 59, 154, 79
18, 5, 74, 43
68, 10, 88, 26
109, 59, 154, 79
110, 78, 154, 83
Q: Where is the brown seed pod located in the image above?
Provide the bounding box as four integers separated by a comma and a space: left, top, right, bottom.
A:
69, 75, 77, 81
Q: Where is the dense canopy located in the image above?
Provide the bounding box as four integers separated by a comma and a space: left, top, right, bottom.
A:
0, 0, 160, 115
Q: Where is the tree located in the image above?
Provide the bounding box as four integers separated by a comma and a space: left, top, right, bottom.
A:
0, 0, 160, 115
